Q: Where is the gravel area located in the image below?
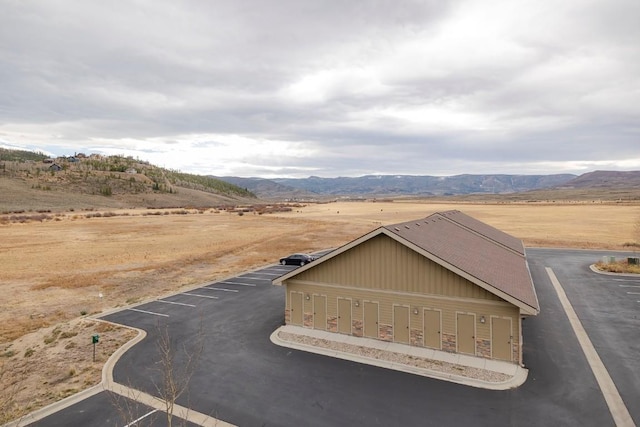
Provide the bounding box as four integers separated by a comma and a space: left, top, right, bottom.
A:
278, 331, 511, 383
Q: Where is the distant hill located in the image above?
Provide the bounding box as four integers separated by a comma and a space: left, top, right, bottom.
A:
215, 176, 316, 200
216, 173, 577, 199
3, 148, 639, 207
0, 149, 256, 211
557, 170, 640, 189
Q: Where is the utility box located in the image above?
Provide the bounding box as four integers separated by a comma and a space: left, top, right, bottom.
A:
628, 257, 639, 265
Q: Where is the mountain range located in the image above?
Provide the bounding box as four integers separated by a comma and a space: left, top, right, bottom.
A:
218, 171, 640, 200
217, 173, 574, 199
2, 147, 639, 210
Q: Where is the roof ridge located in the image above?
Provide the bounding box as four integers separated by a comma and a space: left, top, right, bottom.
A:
433, 211, 524, 257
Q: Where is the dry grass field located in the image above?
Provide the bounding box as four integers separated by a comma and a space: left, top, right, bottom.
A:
1, 200, 639, 422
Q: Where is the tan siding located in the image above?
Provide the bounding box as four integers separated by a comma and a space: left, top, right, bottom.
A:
294, 234, 501, 301
281, 220, 527, 363
284, 282, 521, 352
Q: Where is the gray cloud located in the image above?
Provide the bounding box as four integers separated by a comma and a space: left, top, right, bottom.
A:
1, 0, 638, 177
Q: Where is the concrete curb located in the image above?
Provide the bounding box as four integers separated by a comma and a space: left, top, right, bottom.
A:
2, 385, 104, 427
2, 263, 286, 427
4, 319, 234, 427
270, 326, 528, 391
589, 264, 640, 277
2, 321, 146, 427
96, 320, 147, 386
92, 262, 285, 319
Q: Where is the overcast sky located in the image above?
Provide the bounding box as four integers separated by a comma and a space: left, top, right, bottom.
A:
1, 1, 638, 178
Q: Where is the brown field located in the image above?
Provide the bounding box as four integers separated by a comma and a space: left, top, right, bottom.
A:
1, 200, 639, 422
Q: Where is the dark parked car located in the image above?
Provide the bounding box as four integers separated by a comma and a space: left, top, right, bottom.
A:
279, 253, 315, 266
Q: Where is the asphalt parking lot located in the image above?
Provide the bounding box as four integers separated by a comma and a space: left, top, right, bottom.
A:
29, 249, 639, 427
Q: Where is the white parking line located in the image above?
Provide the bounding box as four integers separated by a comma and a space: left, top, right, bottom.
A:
123, 409, 157, 427
157, 299, 196, 307
108, 383, 233, 427
613, 278, 640, 282
626, 292, 640, 295
202, 286, 239, 293
546, 267, 634, 427
128, 308, 169, 317
619, 284, 640, 288
218, 281, 256, 287
243, 272, 280, 277
182, 292, 219, 299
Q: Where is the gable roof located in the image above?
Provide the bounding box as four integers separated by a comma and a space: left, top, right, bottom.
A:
274, 210, 539, 316
385, 211, 538, 314
434, 210, 524, 255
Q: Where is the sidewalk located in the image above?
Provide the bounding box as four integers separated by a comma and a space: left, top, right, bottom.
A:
271, 325, 528, 390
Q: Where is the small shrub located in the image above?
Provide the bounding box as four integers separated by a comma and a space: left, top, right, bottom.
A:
44, 328, 62, 344
24, 348, 35, 358
95, 322, 115, 332
59, 331, 78, 339
594, 260, 640, 274
80, 310, 87, 316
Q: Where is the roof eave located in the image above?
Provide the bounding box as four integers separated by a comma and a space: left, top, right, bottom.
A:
273, 226, 540, 316
385, 231, 539, 316
271, 226, 388, 286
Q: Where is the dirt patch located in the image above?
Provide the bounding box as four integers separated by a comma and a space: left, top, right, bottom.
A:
0, 318, 136, 424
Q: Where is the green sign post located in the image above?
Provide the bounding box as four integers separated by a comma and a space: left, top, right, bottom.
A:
92, 334, 99, 362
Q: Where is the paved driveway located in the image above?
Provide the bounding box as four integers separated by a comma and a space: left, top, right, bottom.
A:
30, 249, 639, 426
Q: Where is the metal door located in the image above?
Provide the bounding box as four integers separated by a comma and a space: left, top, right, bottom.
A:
290, 292, 303, 326
424, 309, 441, 349
313, 295, 327, 330
457, 313, 475, 355
393, 305, 410, 344
338, 298, 352, 334
491, 317, 512, 361
364, 301, 379, 338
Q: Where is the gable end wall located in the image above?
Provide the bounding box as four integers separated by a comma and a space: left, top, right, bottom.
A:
294, 234, 501, 301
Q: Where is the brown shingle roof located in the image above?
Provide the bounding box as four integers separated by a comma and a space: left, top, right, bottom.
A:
437, 210, 524, 255
385, 210, 539, 314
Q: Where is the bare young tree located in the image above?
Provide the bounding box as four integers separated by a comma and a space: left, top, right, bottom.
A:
109, 386, 155, 427
108, 315, 205, 427
152, 320, 204, 427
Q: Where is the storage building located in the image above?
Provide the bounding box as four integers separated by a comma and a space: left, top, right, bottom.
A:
272, 210, 539, 365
